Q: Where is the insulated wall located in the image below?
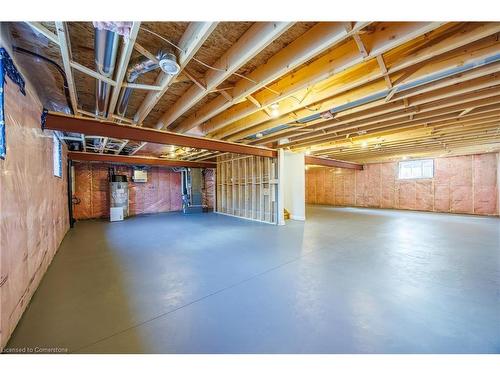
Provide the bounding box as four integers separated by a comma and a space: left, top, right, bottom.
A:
0, 78, 69, 350
72, 163, 183, 219
306, 153, 499, 216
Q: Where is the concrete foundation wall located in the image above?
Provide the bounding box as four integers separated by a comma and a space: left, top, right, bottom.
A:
306, 153, 499, 216
0, 76, 69, 350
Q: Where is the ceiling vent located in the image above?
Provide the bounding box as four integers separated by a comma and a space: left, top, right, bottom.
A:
159, 52, 181, 75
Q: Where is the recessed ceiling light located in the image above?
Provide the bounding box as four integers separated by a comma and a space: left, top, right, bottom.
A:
256, 133, 263, 138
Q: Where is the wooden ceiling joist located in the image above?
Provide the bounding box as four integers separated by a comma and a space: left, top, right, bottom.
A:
161, 22, 294, 131
202, 22, 447, 137
217, 23, 500, 142
305, 156, 363, 170
293, 107, 500, 151
245, 46, 500, 146
43, 112, 277, 158
173, 22, 372, 134
133, 22, 219, 125
54, 22, 78, 113
282, 87, 500, 148
68, 152, 216, 168
26, 22, 59, 45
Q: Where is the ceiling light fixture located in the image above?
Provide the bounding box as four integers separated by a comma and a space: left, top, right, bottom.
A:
361, 141, 368, 149
269, 102, 280, 118
278, 138, 290, 145
320, 111, 334, 120
256, 132, 263, 138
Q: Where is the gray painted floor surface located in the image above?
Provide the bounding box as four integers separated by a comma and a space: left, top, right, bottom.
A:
6, 206, 500, 353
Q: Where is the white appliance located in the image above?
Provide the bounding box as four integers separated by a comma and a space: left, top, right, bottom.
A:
110, 207, 124, 222
133, 169, 148, 182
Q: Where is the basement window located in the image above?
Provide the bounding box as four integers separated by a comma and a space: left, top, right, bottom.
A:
53, 134, 62, 178
398, 159, 434, 180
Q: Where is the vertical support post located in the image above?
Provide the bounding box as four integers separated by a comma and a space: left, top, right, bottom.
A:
67, 159, 75, 228
277, 149, 285, 225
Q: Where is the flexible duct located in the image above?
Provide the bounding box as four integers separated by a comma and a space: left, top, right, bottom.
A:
94, 27, 120, 117
116, 51, 170, 117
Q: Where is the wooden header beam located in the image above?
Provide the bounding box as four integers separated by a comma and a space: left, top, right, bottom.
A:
305, 156, 363, 170
45, 112, 277, 158
68, 152, 216, 168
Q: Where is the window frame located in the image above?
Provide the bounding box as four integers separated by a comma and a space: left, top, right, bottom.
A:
397, 159, 434, 180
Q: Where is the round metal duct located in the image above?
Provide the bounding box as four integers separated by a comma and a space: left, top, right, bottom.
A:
159, 52, 180, 75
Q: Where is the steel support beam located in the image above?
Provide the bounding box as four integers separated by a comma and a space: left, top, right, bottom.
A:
44, 112, 277, 158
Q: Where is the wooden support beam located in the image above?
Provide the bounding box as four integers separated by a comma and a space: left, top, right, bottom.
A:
240, 41, 500, 144
376, 55, 393, 89
133, 22, 218, 124
246, 95, 262, 108
183, 69, 206, 91
54, 22, 79, 115
70, 61, 116, 86
163, 22, 294, 131
458, 107, 475, 117
133, 42, 158, 63
352, 33, 368, 57
68, 151, 215, 168
44, 112, 278, 158
219, 89, 233, 102
203, 22, 447, 137
174, 22, 372, 133
107, 22, 141, 119
26, 22, 59, 45
305, 155, 363, 170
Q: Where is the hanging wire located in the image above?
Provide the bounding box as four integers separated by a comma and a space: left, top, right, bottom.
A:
139, 26, 315, 102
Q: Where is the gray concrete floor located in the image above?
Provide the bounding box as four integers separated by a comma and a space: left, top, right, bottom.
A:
6, 206, 500, 353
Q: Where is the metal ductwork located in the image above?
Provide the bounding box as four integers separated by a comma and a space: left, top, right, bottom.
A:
181, 168, 204, 214
116, 51, 176, 117
94, 27, 120, 117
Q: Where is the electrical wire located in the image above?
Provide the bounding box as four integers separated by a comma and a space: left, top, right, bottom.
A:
12, 46, 75, 114
140, 26, 323, 116
140, 26, 290, 99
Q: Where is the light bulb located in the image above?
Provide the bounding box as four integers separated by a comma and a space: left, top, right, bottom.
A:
269, 103, 280, 118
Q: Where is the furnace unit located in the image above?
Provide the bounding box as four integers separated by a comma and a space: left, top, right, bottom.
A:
110, 174, 129, 220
